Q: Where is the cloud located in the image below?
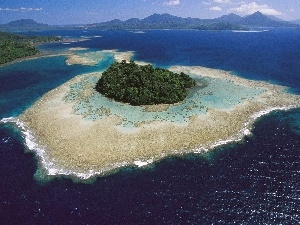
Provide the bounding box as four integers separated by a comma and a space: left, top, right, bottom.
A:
213, 0, 230, 4
230, 2, 282, 15
164, 0, 180, 6
210, 6, 223, 11
0, 7, 42, 12
202, 1, 211, 5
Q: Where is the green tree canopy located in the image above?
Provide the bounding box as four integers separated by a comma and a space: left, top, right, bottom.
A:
0, 32, 61, 65
95, 60, 196, 105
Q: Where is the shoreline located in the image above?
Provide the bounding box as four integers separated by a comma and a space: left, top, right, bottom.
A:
2, 105, 298, 180
0, 52, 70, 68
0, 37, 94, 68
12, 59, 300, 181
0, 38, 68, 68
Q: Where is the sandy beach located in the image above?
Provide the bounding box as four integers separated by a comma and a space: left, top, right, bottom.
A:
18, 54, 300, 179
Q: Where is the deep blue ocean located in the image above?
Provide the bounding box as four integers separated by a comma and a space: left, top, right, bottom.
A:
1, 29, 300, 224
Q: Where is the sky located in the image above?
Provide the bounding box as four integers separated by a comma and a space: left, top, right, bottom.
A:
0, 0, 299, 25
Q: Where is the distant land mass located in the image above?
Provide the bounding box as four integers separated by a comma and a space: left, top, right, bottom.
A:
85, 12, 298, 30
0, 19, 50, 31
0, 31, 61, 64
239, 12, 297, 27
291, 19, 300, 25
7, 19, 48, 28
0, 12, 299, 31
86, 13, 247, 30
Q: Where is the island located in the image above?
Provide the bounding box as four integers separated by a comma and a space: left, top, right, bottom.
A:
16, 50, 300, 180
0, 31, 61, 65
96, 60, 196, 105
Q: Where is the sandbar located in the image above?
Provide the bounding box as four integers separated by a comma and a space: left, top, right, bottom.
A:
65, 49, 143, 66
17, 54, 300, 179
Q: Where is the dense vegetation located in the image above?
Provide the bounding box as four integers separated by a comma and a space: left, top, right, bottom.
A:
96, 61, 196, 105
0, 32, 61, 64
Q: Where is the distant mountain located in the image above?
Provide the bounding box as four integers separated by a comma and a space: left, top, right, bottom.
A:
88, 12, 298, 30
142, 13, 182, 24
88, 13, 247, 30
241, 11, 295, 27
266, 15, 285, 22
7, 19, 47, 27
291, 19, 300, 25
0, 19, 50, 31
215, 11, 298, 28
216, 13, 243, 24
1, 12, 298, 32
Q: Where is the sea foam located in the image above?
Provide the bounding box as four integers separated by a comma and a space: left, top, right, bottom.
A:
0, 117, 126, 180
191, 105, 298, 154
0, 104, 298, 180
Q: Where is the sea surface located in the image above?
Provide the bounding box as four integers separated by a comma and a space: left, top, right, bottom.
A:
1, 29, 300, 224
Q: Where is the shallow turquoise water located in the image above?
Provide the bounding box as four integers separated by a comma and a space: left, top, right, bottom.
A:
64, 73, 264, 128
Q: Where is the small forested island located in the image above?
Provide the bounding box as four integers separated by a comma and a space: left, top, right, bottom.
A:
95, 60, 196, 105
0, 31, 61, 64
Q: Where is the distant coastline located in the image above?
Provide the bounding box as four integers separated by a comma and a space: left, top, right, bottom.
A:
1, 12, 298, 33
0, 36, 96, 67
